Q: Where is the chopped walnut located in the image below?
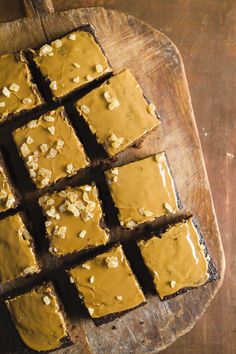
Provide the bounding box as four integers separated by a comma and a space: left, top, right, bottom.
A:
88, 307, 94, 316
52, 39, 62, 48
6, 196, 15, 208
49, 80, 57, 91
23, 266, 36, 275
48, 126, 55, 135
2, 87, 10, 97
164, 202, 174, 213
44, 115, 54, 122
40, 144, 49, 153
111, 168, 119, 175
89, 276, 95, 284
38, 168, 52, 179
28, 120, 37, 129
138, 207, 154, 217
69, 33, 76, 40
108, 134, 124, 149
116, 295, 123, 301
148, 103, 156, 116
46, 148, 58, 159
43, 295, 51, 305
66, 163, 76, 175
126, 220, 137, 229
54, 226, 67, 238
155, 153, 166, 163
78, 230, 87, 238
86, 75, 93, 82
72, 76, 80, 83
80, 104, 90, 114
20, 143, 30, 157
10, 83, 20, 92
22, 97, 32, 105
95, 64, 103, 73
73, 62, 80, 68
105, 256, 119, 268
170, 280, 176, 288
69, 276, 75, 283
82, 263, 90, 270
26, 136, 33, 144
108, 99, 120, 110
39, 44, 53, 56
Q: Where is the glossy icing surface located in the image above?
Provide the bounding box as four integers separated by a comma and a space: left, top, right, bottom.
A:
0, 52, 42, 121
39, 184, 109, 256
0, 213, 38, 283
105, 153, 179, 229
33, 31, 112, 98
138, 218, 209, 299
69, 245, 146, 318
13, 106, 89, 188
76, 69, 160, 156
6, 285, 68, 351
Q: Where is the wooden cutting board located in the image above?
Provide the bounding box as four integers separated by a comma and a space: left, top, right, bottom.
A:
0, 2, 225, 353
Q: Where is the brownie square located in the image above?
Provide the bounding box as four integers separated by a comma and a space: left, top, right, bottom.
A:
39, 184, 109, 257
13, 106, 89, 189
0, 152, 20, 212
138, 217, 216, 300
76, 69, 160, 156
32, 26, 112, 99
0, 213, 39, 284
0, 51, 43, 123
105, 152, 181, 229
69, 244, 146, 322
6, 283, 71, 352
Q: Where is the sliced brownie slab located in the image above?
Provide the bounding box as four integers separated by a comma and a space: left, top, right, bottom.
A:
138, 217, 217, 300
76, 69, 160, 156
0, 152, 20, 212
0, 213, 39, 284
105, 152, 181, 229
69, 244, 146, 323
39, 184, 109, 257
13, 106, 89, 189
0, 52, 43, 123
32, 26, 112, 99
6, 283, 71, 352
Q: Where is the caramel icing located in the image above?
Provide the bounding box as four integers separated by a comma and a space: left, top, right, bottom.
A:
105, 153, 179, 229
69, 245, 146, 318
0, 52, 42, 122
13, 106, 89, 189
39, 184, 109, 257
33, 31, 112, 98
138, 218, 209, 299
6, 285, 68, 351
0, 213, 39, 283
0, 164, 17, 212
76, 69, 160, 156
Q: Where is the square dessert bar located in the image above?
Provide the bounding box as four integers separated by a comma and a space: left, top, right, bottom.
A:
69, 244, 146, 323
32, 25, 112, 99
105, 152, 181, 229
6, 283, 71, 352
0, 52, 43, 123
138, 217, 217, 300
76, 69, 160, 156
13, 106, 89, 189
0, 213, 39, 284
0, 152, 20, 212
39, 184, 109, 257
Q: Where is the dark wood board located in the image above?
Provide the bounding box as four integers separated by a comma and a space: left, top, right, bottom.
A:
0, 3, 225, 354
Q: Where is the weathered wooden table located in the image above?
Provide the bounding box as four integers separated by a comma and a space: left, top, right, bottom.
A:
0, 1, 235, 354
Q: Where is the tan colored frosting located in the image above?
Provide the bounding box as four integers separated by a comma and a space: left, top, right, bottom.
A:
76, 69, 160, 156
33, 31, 112, 98
138, 217, 209, 299
0, 164, 17, 212
105, 153, 179, 229
13, 106, 89, 189
6, 285, 68, 351
69, 245, 145, 318
0, 52, 42, 121
0, 213, 38, 283
39, 184, 109, 256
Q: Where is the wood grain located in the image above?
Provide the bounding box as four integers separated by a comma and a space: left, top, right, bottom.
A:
0, 4, 226, 354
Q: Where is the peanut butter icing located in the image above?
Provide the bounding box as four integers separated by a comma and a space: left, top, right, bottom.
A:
13, 106, 89, 189
0, 213, 39, 283
6, 285, 68, 351
0, 52, 42, 122
76, 69, 160, 156
0, 163, 17, 212
39, 184, 109, 257
138, 218, 210, 299
33, 30, 112, 98
69, 245, 146, 318
105, 153, 179, 229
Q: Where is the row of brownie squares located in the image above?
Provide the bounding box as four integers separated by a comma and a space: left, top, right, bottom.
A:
5, 215, 215, 352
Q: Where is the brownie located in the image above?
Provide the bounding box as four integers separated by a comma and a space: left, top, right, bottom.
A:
76, 69, 160, 157
0, 151, 21, 212
13, 106, 89, 189
38, 184, 109, 257
0, 51, 43, 123
138, 216, 218, 300
105, 152, 181, 229
68, 244, 146, 324
31, 24, 112, 100
5, 282, 72, 352
0, 212, 39, 284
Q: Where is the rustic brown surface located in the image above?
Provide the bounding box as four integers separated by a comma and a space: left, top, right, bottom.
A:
0, 0, 233, 353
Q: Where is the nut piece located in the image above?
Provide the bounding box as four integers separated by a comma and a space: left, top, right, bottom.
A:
82, 263, 90, 270
78, 230, 87, 239
20, 143, 30, 157
95, 64, 103, 73
39, 44, 53, 56
52, 39, 62, 48
73, 63, 80, 68
2, 87, 10, 97
126, 220, 137, 229
69, 276, 75, 283
148, 103, 156, 116
108, 134, 124, 149
138, 207, 154, 218
105, 256, 119, 268
23, 266, 36, 275
108, 99, 120, 110
89, 276, 95, 284
164, 202, 174, 213
43, 295, 51, 305
0, 190, 7, 199
10, 83, 20, 92
86, 75, 93, 82
0, 102, 6, 107
54, 226, 67, 238
40, 144, 49, 153
49, 80, 58, 91
26, 136, 33, 144
72, 76, 80, 83
69, 33, 76, 40
22, 97, 32, 105
44, 115, 54, 122
66, 163, 76, 175
116, 295, 123, 301
170, 280, 176, 288
48, 126, 55, 135
155, 152, 166, 163
80, 104, 90, 114
46, 148, 58, 159
88, 307, 94, 316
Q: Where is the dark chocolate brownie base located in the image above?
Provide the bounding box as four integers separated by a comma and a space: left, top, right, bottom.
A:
5, 281, 73, 354
29, 24, 113, 104
137, 215, 219, 302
